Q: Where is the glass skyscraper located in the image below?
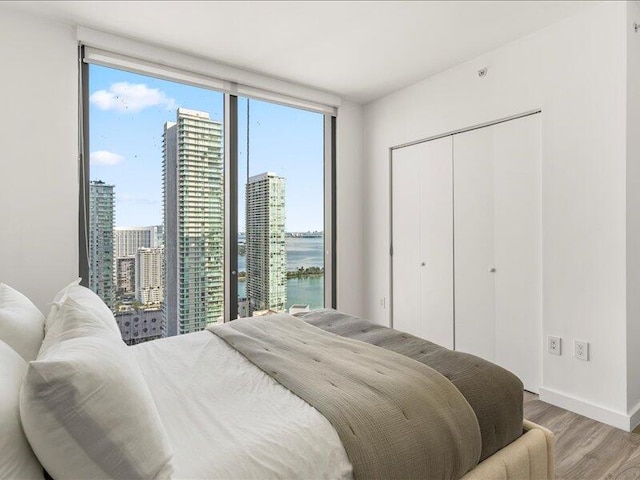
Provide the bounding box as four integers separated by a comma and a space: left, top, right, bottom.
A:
246, 172, 287, 314
89, 180, 115, 309
163, 108, 224, 335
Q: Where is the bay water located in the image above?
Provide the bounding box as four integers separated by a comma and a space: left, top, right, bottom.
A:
237, 236, 325, 309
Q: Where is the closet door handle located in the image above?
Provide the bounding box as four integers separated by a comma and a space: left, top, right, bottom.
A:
488, 267, 496, 273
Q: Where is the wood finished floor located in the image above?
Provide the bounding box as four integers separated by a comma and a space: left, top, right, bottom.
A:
523, 392, 640, 479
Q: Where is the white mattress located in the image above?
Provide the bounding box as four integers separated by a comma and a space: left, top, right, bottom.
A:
131, 330, 353, 480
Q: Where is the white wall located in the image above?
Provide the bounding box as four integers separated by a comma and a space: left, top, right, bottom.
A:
363, 1, 633, 427
626, 0, 640, 419
336, 101, 365, 316
0, 9, 78, 312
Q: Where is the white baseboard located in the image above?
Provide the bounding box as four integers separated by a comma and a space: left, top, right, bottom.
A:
628, 401, 640, 432
539, 387, 633, 431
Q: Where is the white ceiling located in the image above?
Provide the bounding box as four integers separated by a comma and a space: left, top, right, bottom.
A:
7, 1, 596, 103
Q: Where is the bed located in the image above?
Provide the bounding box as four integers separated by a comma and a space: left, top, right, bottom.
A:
298, 310, 555, 480
131, 309, 554, 479
3, 281, 554, 480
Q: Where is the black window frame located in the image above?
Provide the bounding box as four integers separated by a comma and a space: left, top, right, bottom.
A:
78, 49, 337, 326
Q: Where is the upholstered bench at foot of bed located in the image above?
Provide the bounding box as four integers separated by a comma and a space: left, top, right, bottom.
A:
461, 420, 555, 480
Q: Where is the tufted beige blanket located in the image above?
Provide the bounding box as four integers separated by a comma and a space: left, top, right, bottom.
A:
209, 314, 482, 480
297, 308, 524, 461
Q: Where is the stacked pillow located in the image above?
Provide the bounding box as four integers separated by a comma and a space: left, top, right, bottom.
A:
0, 283, 46, 480
0, 340, 44, 480
0, 283, 46, 362
20, 283, 175, 479
42, 280, 121, 349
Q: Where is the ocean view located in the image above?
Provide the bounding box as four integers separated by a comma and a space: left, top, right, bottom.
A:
238, 236, 325, 309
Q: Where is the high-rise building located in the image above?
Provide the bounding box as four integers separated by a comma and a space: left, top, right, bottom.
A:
246, 172, 286, 314
163, 108, 224, 335
116, 257, 136, 296
89, 180, 115, 309
113, 226, 162, 305
136, 246, 164, 306
114, 226, 160, 258
154, 224, 165, 247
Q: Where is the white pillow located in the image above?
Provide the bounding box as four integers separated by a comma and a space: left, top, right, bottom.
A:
46, 281, 121, 339
0, 283, 46, 361
44, 278, 81, 334
20, 297, 174, 480
0, 339, 43, 480
51, 278, 82, 305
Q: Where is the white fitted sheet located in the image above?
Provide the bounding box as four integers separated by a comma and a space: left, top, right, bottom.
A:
131, 331, 353, 480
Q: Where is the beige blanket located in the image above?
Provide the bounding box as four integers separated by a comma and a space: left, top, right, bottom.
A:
209, 314, 481, 480
297, 308, 524, 461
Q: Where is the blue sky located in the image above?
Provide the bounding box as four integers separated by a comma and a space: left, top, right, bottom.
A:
89, 64, 324, 232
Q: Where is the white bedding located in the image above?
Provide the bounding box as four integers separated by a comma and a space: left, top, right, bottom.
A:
132, 330, 353, 480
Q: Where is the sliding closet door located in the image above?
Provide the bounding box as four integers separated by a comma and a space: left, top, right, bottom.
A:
453, 128, 496, 361
454, 114, 541, 393
392, 137, 453, 349
492, 115, 542, 393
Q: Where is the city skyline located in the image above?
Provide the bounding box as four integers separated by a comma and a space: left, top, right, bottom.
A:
113, 225, 163, 309
87, 64, 326, 340
89, 64, 324, 232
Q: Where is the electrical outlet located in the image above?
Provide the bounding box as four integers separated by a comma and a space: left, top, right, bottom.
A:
379, 297, 386, 309
548, 336, 561, 355
575, 340, 589, 361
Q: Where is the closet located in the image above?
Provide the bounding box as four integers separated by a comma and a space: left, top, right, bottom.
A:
391, 113, 541, 392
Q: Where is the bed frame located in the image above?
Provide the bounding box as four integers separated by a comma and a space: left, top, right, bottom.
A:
461, 420, 554, 480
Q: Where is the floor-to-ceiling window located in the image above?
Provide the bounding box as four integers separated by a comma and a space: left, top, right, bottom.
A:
81, 51, 335, 342
85, 63, 224, 344
237, 98, 325, 318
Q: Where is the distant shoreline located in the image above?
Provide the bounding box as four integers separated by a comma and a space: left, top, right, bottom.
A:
237, 272, 324, 282
287, 273, 324, 279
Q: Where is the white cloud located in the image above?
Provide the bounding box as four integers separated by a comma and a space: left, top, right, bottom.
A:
90, 82, 176, 113
90, 150, 124, 166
